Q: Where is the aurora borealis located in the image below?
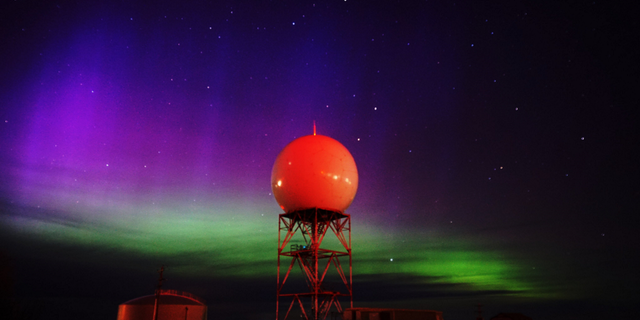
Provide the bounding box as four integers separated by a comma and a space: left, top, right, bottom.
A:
1, 1, 638, 319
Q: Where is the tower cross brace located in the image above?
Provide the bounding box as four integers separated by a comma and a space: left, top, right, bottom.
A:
277, 208, 352, 320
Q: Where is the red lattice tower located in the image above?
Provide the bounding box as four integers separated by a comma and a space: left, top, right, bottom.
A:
272, 133, 358, 320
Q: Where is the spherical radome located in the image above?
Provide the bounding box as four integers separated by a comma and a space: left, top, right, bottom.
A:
271, 134, 358, 213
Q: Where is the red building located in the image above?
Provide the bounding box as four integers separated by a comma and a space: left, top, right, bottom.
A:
117, 289, 207, 320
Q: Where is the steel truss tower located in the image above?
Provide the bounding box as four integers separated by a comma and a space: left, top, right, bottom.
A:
277, 208, 352, 320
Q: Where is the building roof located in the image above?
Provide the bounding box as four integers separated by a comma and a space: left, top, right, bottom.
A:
490, 313, 533, 320
120, 290, 206, 306
345, 307, 443, 314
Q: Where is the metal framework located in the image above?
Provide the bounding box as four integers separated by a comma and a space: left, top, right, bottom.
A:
277, 208, 352, 320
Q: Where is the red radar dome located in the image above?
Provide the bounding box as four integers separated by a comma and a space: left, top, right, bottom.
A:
271, 134, 358, 213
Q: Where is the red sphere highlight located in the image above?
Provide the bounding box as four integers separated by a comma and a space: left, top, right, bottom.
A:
271, 135, 358, 213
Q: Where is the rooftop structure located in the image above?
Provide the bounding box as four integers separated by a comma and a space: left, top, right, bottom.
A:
343, 307, 444, 320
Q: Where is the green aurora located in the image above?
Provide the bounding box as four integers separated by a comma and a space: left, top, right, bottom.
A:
1, 197, 573, 304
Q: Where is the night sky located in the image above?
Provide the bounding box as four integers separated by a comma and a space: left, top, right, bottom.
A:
1, 1, 638, 320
